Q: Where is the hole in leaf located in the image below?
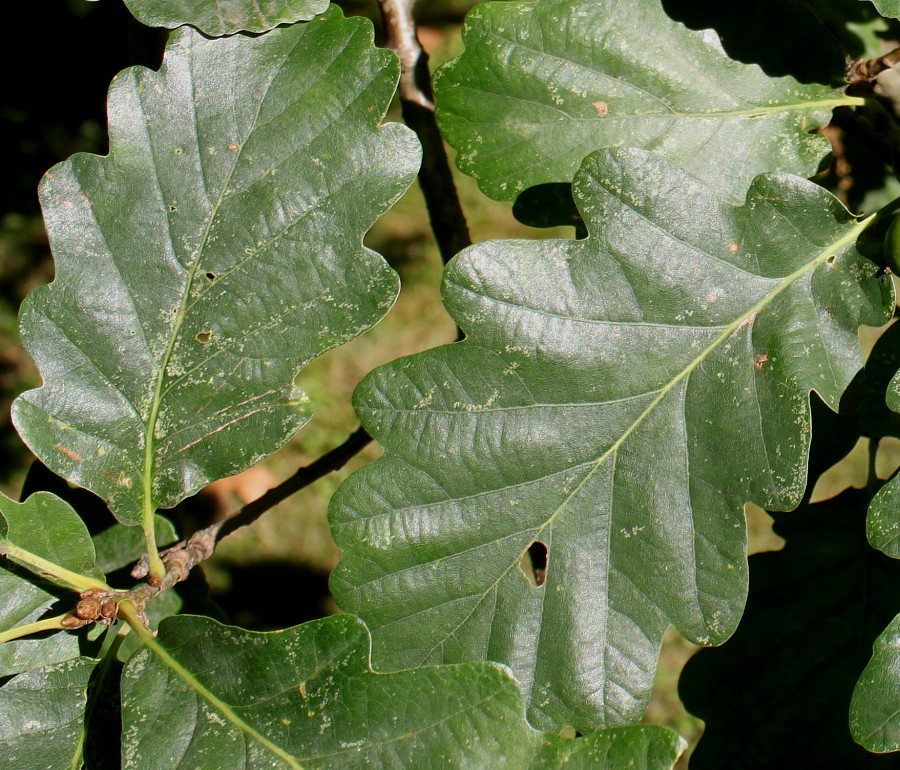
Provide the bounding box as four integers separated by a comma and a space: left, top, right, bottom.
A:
826, 255, 836, 266
168, 205, 176, 212
518, 541, 548, 587
205, 272, 216, 281
195, 331, 211, 344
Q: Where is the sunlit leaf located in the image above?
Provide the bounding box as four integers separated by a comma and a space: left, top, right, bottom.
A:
0, 490, 106, 677
433, 0, 856, 203
867, 0, 900, 20
330, 148, 893, 732
0, 657, 96, 769
851, 612, 900, 753
122, 0, 329, 35
120, 613, 686, 768
867, 361, 900, 556
13, 8, 420, 528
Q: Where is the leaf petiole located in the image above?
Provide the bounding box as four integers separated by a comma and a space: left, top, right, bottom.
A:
140, 521, 165, 581
0, 541, 110, 593
0, 612, 70, 643
118, 601, 305, 769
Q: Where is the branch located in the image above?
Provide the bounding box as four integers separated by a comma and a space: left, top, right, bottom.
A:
847, 46, 900, 83
120, 426, 373, 624
379, 0, 471, 266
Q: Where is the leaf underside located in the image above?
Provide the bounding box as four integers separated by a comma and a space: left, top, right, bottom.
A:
122, 0, 330, 35
120, 613, 686, 769
330, 148, 893, 732
13, 8, 420, 527
433, 0, 850, 203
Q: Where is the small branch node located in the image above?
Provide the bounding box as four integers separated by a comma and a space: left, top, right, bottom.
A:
847, 46, 900, 84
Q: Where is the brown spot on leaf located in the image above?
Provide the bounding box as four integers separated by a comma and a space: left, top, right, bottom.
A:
54, 444, 83, 463
227, 143, 239, 151
728, 243, 740, 253
754, 353, 769, 371
592, 100, 608, 117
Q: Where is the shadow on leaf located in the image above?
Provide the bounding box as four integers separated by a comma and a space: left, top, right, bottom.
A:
679, 487, 900, 767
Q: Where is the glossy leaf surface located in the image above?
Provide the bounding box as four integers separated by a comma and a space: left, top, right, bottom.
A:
13, 9, 420, 527
867, 366, 900, 556
433, 0, 854, 203
0, 657, 96, 769
122, 0, 329, 35
0, 490, 104, 588
0, 491, 102, 676
868, 1, 900, 19
851, 613, 900, 753
120, 613, 685, 769
331, 148, 893, 732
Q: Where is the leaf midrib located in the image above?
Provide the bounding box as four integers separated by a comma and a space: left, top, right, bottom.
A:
128, 625, 304, 770
139, 40, 297, 535
411, 213, 873, 658
535, 215, 873, 535
455, 16, 849, 120
447, 93, 860, 124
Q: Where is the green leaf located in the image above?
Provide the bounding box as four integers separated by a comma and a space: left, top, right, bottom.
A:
330, 148, 894, 732
0, 572, 80, 678
680, 488, 900, 767
13, 9, 420, 531
867, 1, 900, 20
0, 491, 107, 675
0, 657, 96, 769
851, 613, 900, 753
532, 726, 686, 768
119, 612, 685, 768
512, 183, 587, 236
92, 516, 177, 575
433, 0, 856, 203
0, 490, 105, 587
122, 0, 330, 36
867, 360, 900, 556
854, 320, 900, 442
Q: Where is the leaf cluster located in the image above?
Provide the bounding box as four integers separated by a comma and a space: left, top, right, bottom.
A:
3, 0, 900, 766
